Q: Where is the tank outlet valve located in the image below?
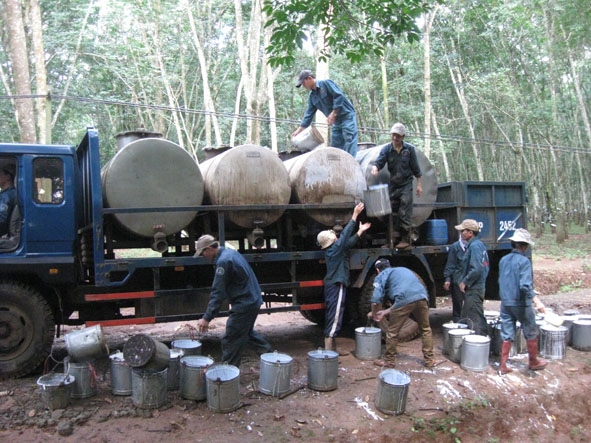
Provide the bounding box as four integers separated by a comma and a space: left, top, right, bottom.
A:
151, 228, 168, 253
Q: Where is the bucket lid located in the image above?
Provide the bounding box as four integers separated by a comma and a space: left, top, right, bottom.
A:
379, 369, 410, 385
574, 319, 591, 326
181, 355, 214, 367
205, 364, 240, 381
355, 327, 381, 334
463, 334, 490, 344
261, 352, 293, 364
172, 339, 202, 350
110, 351, 125, 362
37, 373, 75, 388
543, 312, 564, 327
563, 309, 580, 316
443, 322, 467, 329
448, 329, 474, 336
307, 349, 338, 359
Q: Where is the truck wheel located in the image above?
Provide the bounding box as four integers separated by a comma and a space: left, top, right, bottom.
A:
300, 309, 325, 326
0, 282, 55, 379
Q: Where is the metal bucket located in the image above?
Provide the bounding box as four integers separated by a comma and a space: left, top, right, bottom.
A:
259, 352, 293, 397
110, 351, 132, 396
180, 355, 214, 400
447, 329, 474, 363
307, 349, 339, 391
460, 335, 490, 372
172, 339, 202, 356
572, 319, 591, 352
442, 323, 468, 356
375, 369, 410, 416
291, 126, 324, 150
37, 373, 75, 410
561, 314, 579, 346
540, 325, 568, 359
167, 349, 183, 391
124, 334, 170, 372
354, 327, 382, 361
65, 325, 109, 362
205, 364, 241, 413
67, 360, 97, 398
363, 185, 391, 218
131, 368, 168, 409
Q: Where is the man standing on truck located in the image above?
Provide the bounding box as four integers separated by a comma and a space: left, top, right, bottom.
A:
370, 123, 422, 250
195, 234, 273, 367
443, 231, 468, 323
498, 228, 547, 374
317, 202, 371, 354
455, 219, 489, 336
367, 259, 435, 368
292, 69, 358, 157
0, 163, 17, 238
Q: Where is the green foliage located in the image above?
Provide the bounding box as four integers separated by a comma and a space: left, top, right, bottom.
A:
262, 0, 443, 67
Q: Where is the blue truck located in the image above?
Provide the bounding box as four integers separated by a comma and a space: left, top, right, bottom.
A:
0, 127, 527, 378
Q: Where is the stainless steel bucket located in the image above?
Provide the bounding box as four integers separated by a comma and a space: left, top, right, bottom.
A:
307, 349, 339, 391
540, 324, 568, 359
442, 322, 468, 356
37, 373, 75, 410
65, 325, 109, 362
354, 327, 382, 361
172, 339, 202, 356
67, 360, 97, 398
375, 369, 410, 415
572, 319, 591, 352
291, 126, 324, 150
259, 352, 293, 397
167, 349, 183, 391
180, 355, 214, 400
131, 368, 168, 409
460, 335, 490, 372
124, 334, 170, 372
561, 314, 579, 346
205, 364, 241, 413
363, 185, 391, 218
447, 329, 474, 363
110, 351, 132, 396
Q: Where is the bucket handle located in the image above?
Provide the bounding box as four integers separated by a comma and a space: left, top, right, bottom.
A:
458, 318, 474, 330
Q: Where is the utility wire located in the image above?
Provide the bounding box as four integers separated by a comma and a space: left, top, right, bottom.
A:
1, 93, 589, 155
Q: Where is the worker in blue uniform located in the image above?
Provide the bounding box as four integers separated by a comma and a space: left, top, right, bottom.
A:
195, 234, 272, 367
317, 202, 371, 354
292, 69, 358, 157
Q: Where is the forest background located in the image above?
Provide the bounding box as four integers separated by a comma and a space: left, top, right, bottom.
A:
1, 0, 590, 239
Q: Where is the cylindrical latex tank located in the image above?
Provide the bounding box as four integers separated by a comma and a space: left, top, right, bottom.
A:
199, 144, 291, 229
102, 138, 204, 237
283, 147, 366, 227
356, 143, 437, 227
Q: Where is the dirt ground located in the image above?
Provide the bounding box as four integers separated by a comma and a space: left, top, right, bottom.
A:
1, 257, 591, 443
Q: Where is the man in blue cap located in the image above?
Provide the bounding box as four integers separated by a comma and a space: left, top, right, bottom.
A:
292, 69, 358, 157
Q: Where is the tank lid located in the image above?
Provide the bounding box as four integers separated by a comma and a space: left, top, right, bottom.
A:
115, 128, 163, 139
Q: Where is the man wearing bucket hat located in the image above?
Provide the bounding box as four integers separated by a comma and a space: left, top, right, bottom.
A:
370, 122, 422, 250
498, 228, 547, 374
367, 259, 435, 368
317, 202, 371, 354
195, 234, 273, 367
292, 69, 359, 157
0, 162, 17, 238
455, 219, 489, 337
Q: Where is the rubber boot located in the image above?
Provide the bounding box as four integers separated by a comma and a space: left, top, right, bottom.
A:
499, 340, 513, 374
526, 338, 548, 371
324, 337, 334, 351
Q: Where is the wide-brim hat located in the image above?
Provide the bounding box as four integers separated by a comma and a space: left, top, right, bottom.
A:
194, 234, 218, 256
508, 228, 535, 245
317, 230, 337, 249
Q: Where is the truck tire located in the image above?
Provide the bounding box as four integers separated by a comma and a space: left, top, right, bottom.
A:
358, 272, 420, 343
300, 309, 325, 326
0, 282, 55, 379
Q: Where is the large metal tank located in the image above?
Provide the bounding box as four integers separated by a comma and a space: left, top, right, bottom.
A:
102, 138, 204, 237
199, 144, 291, 229
356, 143, 437, 227
283, 147, 366, 227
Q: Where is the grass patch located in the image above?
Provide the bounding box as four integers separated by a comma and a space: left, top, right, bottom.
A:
532, 228, 591, 261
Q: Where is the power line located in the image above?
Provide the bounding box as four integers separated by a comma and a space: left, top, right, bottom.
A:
1, 93, 589, 155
